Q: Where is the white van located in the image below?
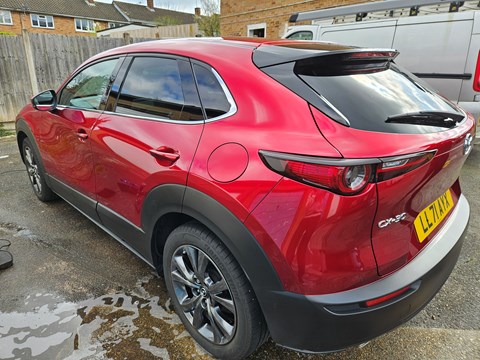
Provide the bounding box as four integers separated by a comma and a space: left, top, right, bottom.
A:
284, 2, 480, 137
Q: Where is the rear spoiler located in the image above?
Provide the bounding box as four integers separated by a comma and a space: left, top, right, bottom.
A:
253, 44, 399, 68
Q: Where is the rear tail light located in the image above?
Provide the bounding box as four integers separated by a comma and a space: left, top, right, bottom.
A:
259, 151, 375, 195
259, 150, 436, 195
377, 151, 436, 182
473, 50, 480, 92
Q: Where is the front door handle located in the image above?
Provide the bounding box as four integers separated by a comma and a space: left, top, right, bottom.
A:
77, 129, 88, 141
149, 146, 180, 165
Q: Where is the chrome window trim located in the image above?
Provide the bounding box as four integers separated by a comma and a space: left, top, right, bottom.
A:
56, 105, 104, 113
204, 67, 238, 123
101, 110, 205, 125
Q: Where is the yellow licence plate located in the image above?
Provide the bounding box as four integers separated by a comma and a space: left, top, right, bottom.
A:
414, 189, 454, 243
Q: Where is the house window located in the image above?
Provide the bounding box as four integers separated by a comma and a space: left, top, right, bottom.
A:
247, 23, 266, 38
108, 22, 122, 28
0, 10, 13, 25
75, 18, 95, 32
31, 14, 54, 29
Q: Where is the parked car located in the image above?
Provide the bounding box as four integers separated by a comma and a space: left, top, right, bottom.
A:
285, 6, 480, 139
16, 38, 474, 359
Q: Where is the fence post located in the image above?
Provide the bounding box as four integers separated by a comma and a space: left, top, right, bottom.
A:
123, 32, 131, 45
21, 29, 39, 95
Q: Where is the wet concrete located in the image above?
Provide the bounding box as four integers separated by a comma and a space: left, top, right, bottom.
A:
0, 136, 479, 359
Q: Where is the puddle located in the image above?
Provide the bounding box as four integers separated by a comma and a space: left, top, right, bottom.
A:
0, 276, 211, 360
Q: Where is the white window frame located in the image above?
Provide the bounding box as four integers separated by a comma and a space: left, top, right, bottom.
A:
75, 18, 95, 33
31, 14, 54, 29
247, 22, 266, 38
108, 22, 121, 29
0, 10, 13, 25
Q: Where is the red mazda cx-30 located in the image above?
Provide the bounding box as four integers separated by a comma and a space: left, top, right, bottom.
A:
16, 38, 474, 359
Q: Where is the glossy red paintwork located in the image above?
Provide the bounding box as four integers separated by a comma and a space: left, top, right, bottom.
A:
22, 105, 100, 199
90, 114, 203, 226
16, 38, 474, 296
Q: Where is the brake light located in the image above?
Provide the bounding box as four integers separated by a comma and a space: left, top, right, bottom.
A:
474, 50, 480, 92
348, 51, 399, 61
260, 150, 436, 195
259, 151, 374, 195
377, 151, 436, 182
364, 286, 410, 307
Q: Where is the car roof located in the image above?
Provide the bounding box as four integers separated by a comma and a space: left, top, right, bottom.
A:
86, 37, 355, 67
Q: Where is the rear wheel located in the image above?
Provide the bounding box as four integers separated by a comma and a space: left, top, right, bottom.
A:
22, 138, 57, 202
163, 222, 268, 359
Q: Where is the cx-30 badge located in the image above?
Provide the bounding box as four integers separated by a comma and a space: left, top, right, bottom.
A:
464, 133, 473, 155
378, 212, 407, 228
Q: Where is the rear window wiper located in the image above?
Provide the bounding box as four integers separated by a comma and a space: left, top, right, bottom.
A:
386, 111, 464, 128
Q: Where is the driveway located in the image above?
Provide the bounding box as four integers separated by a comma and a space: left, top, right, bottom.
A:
0, 136, 479, 359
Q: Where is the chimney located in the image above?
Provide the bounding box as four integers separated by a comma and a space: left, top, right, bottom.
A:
194, 7, 201, 16
147, 0, 154, 9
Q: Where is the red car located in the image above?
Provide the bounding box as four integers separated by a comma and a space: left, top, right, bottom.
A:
16, 38, 474, 359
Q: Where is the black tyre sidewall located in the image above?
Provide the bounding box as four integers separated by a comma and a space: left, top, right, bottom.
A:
22, 137, 56, 202
163, 224, 263, 360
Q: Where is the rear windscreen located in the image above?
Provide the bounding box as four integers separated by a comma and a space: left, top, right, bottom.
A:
299, 63, 464, 133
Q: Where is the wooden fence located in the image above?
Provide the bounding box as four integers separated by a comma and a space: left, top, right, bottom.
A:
0, 32, 154, 125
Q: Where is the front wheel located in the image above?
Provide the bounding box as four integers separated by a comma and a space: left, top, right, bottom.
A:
163, 222, 268, 359
22, 138, 57, 202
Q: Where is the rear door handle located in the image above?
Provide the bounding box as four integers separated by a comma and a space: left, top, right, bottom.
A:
77, 129, 88, 141
149, 146, 180, 165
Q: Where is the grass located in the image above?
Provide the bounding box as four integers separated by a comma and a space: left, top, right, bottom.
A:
0, 123, 14, 138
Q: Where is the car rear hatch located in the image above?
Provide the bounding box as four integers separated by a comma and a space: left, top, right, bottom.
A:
253, 41, 476, 276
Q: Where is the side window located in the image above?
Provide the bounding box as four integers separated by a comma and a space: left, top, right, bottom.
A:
287, 31, 313, 40
193, 64, 231, 119
116, 57, 186, 121
59, 59, 118, 110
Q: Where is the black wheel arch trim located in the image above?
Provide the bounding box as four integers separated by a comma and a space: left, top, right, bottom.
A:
16, 119, 38, 165
142, 184, 285, 326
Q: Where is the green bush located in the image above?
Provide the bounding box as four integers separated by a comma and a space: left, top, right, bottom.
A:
0, 31, 15, 36
0, 123, 14, 137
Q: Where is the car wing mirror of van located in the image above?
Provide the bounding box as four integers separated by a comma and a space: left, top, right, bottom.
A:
32, 90, 57, 111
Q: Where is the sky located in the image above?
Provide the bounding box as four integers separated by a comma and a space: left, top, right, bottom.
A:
96, 0, 205, 14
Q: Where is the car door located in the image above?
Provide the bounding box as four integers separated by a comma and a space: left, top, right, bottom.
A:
90, 55, 204, 251
37, 57, 122, 219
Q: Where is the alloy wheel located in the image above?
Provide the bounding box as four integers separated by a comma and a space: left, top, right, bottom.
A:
24, 145, 42, 195
170, 245, 236, 345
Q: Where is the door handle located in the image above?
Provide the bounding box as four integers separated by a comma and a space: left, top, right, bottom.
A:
149, 146, 180, 165
77, 129, 88, 141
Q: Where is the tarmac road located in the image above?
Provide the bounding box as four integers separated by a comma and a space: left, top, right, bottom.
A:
0, 136, 479, 360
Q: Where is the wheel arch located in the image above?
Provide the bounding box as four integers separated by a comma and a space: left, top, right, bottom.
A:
143, 184, 285, 320
15, 119, 35, 164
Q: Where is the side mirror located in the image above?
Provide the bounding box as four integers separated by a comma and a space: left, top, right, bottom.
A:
32, 90, 57, 111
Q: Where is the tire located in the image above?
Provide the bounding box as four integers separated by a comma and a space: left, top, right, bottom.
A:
22, 138, 57, 202
163, 222, 268, 359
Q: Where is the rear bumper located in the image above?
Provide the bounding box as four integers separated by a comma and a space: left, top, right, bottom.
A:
260, 194, 469, 353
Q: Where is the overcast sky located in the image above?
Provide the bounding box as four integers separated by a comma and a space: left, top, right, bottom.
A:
96, 0, 206, 14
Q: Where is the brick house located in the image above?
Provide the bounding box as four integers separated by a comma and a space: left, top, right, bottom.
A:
220, 0, 374, 38
0, 0, 195, 36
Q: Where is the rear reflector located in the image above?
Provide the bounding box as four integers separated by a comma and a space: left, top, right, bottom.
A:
364, 286, 410, 307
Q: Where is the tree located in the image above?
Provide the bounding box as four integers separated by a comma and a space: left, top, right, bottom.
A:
195, 0, 220, 37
